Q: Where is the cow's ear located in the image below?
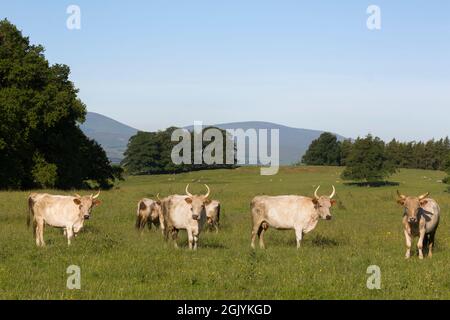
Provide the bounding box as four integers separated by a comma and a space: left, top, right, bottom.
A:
93, 199, 102, 207
420, 199, 428, 207
73, 198, 81, 205
204, 199, 212, 205
185, 197, 193, 204
330, 199, 337, 206
397, 199, 405, 206
156, 201, 161, 206
312, 198, 319, 205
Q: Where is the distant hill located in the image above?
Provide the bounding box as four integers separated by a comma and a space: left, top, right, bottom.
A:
79, 112, 138, 163
80, 112, 345, 165
186, 121, 345, 165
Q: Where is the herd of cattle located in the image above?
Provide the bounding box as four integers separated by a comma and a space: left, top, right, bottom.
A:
26, 184, 441, 259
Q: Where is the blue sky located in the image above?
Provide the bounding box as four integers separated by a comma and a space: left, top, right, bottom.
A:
1, 1, 449, 141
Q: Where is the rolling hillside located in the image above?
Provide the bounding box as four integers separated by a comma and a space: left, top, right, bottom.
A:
80, 112, 345, 165
79, 112, 138, 163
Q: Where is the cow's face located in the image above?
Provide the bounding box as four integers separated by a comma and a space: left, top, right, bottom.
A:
185, 196, 210, 221
313, 196, 336, 220
73, 192, 101, 220
397, 191, 429, 223
312, 186, 336, 220
150, 202, 162, 221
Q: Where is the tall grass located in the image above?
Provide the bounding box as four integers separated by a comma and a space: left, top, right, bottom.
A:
0, 166, 448, 299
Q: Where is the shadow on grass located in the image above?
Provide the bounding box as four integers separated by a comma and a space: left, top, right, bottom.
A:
310, 234, 340, 248
344, 181, 400, 187
200, 242, 228, 249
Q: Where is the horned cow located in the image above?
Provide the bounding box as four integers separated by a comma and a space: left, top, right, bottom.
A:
27, 191, 101, 246
396, 191, 440, 259
251, 186, 336, 249
160, 184, 211, 250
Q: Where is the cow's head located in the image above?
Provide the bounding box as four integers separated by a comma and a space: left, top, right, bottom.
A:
312, 186, 336, 220
397, 191, 429, 223
206, 200, 219, 225
185, 184, 211, 221
73, 191, 102, 220
151, 194, 163, 221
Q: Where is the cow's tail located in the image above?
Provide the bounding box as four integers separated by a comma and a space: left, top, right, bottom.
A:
27, 194, 36, 229
135, 200, 146, 231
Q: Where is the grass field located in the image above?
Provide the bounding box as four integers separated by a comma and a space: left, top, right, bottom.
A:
0, 166, 449, 300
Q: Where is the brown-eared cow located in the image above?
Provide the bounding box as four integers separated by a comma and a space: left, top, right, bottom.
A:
251, 186, 336, 249
397, 191, 440, 259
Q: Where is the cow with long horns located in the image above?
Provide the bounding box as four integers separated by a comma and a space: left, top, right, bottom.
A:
396, 191, 440, 259
250, 186, 336, 249
27, 191, 101, 246
160, 184, 211, 250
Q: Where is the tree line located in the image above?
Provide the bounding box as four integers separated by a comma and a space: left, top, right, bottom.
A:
301, 132, 450, 185
0, 20, 119, 190
121, 127, 236, 175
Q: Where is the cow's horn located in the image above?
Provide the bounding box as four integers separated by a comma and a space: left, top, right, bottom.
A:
419, 192, 430, 200
156, 193, 161, 201
185, 184, 193, 197
92, 190, 100, 199
330, 185, 336, 199
74, 193, 81, 198
314, 186, 320, 199
204, 184, 210, 198
397, 190, 406, 200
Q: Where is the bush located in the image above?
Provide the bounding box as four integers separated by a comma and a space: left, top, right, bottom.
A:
31, 154, 58, 188
341, 135, 397, 183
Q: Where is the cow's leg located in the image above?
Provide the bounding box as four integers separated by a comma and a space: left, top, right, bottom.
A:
214, 222, 219, 234
295, 228, 303, 249
404, 229, 412, 259
159, 215, 165, 235
171, 228, 179, 249
251, 222, 261, 249
187, 229, 194, 250
428, 231, 436, 258
259, 222, 268, 249
417, 228, 426, 260
36, 219, 45, 247
66, 226, 74, 246
193, 232, 199, 251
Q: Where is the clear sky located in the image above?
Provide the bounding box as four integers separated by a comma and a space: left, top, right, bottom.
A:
1, 1, 449, 141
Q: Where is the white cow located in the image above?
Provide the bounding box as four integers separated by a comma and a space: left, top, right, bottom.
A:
27, 191, 101, 246
135, 197, 164, 234
205, 200, 221, 233
397, 191, 440, 259
161, 184, 211, 250
251, 186, 336, 249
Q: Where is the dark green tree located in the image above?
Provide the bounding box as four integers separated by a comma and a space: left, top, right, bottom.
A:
341, 135, 396, 182
0, 19, 115, 189
301, 132, 341, 166
122, 127, 235, 175
339, 139, 353, 166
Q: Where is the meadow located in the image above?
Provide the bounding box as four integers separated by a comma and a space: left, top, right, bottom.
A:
0, 166, 449, 300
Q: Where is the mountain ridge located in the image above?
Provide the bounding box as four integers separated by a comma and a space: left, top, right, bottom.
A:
79, 112, 345, 165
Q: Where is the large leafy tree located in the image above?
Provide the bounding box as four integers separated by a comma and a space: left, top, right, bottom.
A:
341, 135, 397, 182
122, 127, 235, 175
301, 132, 341, 166
0, 19, 114, 189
